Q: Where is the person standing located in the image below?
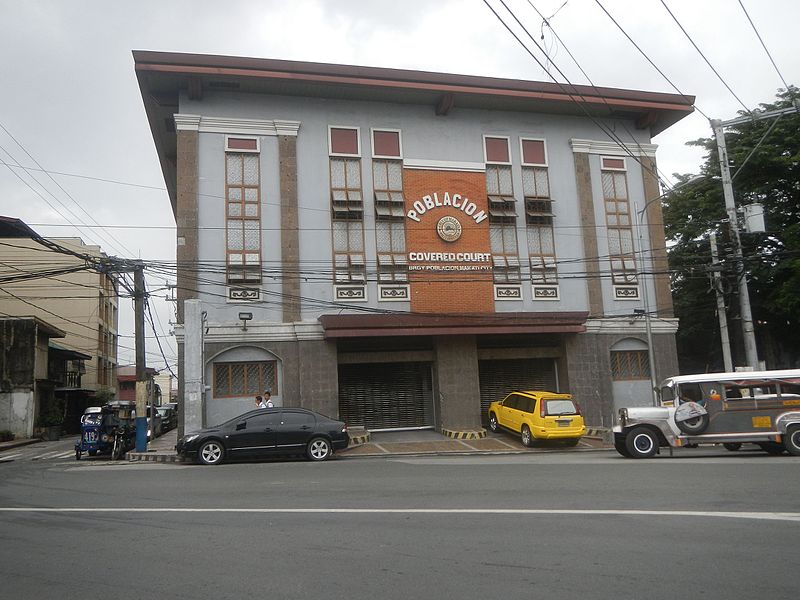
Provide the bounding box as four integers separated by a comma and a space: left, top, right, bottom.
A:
263, 390, 274, 408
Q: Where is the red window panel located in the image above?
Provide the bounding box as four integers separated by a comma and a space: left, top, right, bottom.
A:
521, 139, 546, 165
485, 136, 510, 163
330, 128, 359, 155
373, 130, 401, 158
227, 138, 258, 151
602, 157, 625, 170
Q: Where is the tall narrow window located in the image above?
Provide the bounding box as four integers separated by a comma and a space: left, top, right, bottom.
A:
225, 137, 261, 284
484, 136, 520, 284
521, 139, 558, 287
372, 129, 407, 284
329, 127, 366, 284
601, 157, 637, 287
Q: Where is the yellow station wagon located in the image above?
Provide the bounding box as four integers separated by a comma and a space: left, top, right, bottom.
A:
488, 391, 586, 447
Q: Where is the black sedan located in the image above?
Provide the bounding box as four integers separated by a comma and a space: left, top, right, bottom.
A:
176, 408, 349, 465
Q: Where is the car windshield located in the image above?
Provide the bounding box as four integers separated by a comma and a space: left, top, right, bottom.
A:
544, 399, 577, 415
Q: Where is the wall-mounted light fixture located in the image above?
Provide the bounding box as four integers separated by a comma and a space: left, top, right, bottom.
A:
238, 312, 253, 331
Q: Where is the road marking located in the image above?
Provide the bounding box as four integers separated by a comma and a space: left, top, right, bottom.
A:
53, 451, 75, 459
0, 508, 798, 522
31, 451, 64, 460
0, 453, 22, 462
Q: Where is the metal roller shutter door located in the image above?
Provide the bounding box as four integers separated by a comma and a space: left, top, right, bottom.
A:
479, 358, 557, 422
338, 362, 435, 430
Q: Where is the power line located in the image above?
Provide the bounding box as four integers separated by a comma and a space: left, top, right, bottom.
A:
0, 123, 136, 258
592, 0, 709, 120
483, 0, 676, 192
659, 0, 751, 114
737, 0, 792, 92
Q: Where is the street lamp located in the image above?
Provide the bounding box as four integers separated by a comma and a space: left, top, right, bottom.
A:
635, 175, 704, 406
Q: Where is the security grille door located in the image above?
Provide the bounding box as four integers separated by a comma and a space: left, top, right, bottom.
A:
338, 362, 434, 430
479, 358, 557, 423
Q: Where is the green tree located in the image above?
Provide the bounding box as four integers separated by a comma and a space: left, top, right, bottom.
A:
663, 87, 800, 373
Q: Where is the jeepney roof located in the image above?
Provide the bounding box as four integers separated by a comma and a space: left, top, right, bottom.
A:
661, 369, 800, 386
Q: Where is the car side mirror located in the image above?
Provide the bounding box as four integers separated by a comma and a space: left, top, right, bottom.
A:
235, 421, 246, 431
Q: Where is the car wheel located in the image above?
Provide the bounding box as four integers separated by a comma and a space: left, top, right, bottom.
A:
488, 413, 499, 433
198, 440, 225, 465
521, 425, 533, 448
785, 426, 800, 457
75, 449, 81, 461
614, 436, 632, 458
758, 442, 786, 456
723, 442, 742, 452
625, 427, 658, 459
307, 437, 332, 461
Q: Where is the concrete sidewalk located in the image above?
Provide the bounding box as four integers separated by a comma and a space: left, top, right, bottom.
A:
126, 427, 611, 463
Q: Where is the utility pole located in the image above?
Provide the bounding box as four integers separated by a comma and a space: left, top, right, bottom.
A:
134, 262, 148, 452
710, 102, 799, 370
710, 118, 759, 370
709, 232, 733, 372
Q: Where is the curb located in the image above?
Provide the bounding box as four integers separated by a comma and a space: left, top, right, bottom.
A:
126, 452, 183, 463
583, 428, 610, 438
347, 429, 370, 446
440, 428, 487, 440
0, 438, 43, 452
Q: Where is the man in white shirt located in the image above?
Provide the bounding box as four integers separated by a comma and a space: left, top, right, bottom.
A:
263, 390, 274, 408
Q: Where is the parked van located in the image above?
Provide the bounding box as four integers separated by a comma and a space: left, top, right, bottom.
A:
613, 369, 800, 458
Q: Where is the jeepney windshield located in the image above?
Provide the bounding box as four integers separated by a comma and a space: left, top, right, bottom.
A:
660, 383, 675, 406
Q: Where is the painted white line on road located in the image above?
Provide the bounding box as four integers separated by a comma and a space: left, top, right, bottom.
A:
0, 507, 798, 522
0, 453, 22, 462
53, 451, 75, 459
31, 451, 64, 460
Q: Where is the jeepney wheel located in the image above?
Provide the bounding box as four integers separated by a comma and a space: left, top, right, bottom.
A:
676, 414, 709, 435
625, 427, 658, 459
198, 440, 225, 465
88, 450, 98, 456
785, 426, 800, 457
488, 413, 499, 433
723, 442, 742, 452
758, 442, 785, 456
614, 436, 632, 458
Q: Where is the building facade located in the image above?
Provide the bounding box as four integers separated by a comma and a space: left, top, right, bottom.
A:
135, 52, 692, 433
0, 237, 120, 396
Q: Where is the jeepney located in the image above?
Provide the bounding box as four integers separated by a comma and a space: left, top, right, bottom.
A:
613, 369, 800, 458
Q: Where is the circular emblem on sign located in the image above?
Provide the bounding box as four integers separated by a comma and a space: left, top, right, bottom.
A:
436, 216, 462, 242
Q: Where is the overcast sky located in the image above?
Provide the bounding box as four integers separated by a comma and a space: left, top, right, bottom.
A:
0, 0, 796, 373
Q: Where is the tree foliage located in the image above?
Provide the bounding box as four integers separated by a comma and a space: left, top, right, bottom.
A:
663, 87, 800, 373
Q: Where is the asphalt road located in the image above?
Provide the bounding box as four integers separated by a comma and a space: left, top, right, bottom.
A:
0, 439, 797, 600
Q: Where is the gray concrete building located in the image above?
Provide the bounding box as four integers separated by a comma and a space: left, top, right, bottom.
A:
135, 51, 692, 433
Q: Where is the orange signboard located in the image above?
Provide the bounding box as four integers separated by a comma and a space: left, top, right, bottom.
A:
403, 168, 493, 313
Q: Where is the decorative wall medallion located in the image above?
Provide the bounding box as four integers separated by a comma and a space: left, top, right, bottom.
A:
379, 285, 410, 301
436, 215, 462, 242
614, 286, 640, 300
533, 285, 559, 300
494, 285, 522, 300
228, 287, 260, 302
335, 285, 367, 301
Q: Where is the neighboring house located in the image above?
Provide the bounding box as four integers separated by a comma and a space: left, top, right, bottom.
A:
153, 372, 176, 404
0, 236, 120, 396
49, 342, 93, 434
116, 365, 159, 404
0, 317, 63, 438
135, 51, 693, 433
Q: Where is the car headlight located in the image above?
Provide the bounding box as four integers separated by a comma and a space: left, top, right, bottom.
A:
182, 434, 199, 444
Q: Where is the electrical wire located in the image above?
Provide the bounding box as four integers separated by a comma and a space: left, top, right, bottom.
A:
658, 0, 751, 114
737, 0, 792, 92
